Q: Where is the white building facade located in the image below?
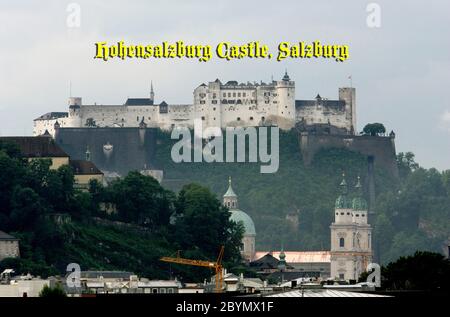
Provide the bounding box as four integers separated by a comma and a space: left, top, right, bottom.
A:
33, 73, 356, 137
330, 176, 372, 281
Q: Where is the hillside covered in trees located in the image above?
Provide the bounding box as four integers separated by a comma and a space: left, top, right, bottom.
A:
155, 129, 450, 264
0, 141, 243, 280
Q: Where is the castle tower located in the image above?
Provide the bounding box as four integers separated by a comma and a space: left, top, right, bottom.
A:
67, 97, 82, 127
223, 177, 256, 262
275, 70, 296, 129
338, 87, 356, 134
330, 174, 372, 281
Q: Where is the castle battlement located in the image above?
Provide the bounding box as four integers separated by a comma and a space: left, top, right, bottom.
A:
33, 72, 356, 137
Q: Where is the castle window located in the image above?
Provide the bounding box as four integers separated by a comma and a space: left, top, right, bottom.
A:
213, 107, 216, 111
201, 116, 205, 120
250, 117, 254, 121
237, 117, 241, 121
339, 238, 345, 247
261, 117, 265, 121
340, 212, 344, 215
347, 212, 350, 215
336, 213, 338, 216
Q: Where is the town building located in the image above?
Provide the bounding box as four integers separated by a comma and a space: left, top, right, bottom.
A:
0, 231, 20, 261
0, 136, 104, 189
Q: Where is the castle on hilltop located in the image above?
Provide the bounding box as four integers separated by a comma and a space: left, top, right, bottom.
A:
33, 72, 356, 137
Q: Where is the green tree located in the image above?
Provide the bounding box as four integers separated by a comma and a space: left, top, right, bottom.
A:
362, 123, 386, 136
381, 251, 450, 290
39, 284, 67, 297
173, 183, 243, 263
108, 171, 174, 229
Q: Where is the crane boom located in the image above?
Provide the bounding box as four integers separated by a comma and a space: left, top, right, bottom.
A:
160, 246, 225, 293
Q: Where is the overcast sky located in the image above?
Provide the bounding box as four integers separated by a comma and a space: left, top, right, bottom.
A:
1, 0, 449, 170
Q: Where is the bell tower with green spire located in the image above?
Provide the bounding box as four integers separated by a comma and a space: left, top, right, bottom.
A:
330, 173, 373, 282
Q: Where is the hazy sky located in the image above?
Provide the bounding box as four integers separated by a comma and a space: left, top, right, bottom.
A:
1, 0, 449, 170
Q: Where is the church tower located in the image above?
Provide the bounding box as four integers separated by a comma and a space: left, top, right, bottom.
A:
330, 174, 372, 281
223, 177, 256, 262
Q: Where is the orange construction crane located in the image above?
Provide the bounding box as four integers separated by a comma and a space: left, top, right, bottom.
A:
160, 246, 225, 293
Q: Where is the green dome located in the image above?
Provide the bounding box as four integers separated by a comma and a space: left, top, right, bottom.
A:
335, 195, 351, 209
352, 197, 368, 211
230, 209, 256, 236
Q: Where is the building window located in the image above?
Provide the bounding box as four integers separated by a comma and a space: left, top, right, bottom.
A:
243, 93, 246, 97
152, 289, 158, 294
339, 273, 345, 280
212, 100, 217, 104
201, 116, 205, 120
339, 238, 345, 247
237, 117, 241, 121
250, 117, 254, 121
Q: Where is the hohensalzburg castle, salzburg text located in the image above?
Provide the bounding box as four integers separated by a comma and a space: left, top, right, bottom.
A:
33, 72, 356, 137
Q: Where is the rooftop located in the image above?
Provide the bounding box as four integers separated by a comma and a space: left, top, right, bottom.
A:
0, 136, 69, 158
34, 112, 68, 121
0, 231, 19, 241
254, 251, 331, 263
70, 160, 103, 175
125, 98, 154, 106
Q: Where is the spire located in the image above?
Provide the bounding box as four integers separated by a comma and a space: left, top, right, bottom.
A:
224, 176, 237, 198
282, 69, 290, 81
85, 145, 91, 161
352, 175, 368, 211
278, 244, 287, 271
150, 81, 155, 101
335, 172, 350, 209
340, 172, 348, 195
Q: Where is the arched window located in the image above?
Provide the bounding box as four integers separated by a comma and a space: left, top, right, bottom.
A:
339, 237, 345, 248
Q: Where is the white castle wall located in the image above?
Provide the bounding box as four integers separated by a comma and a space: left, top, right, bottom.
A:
33, 74, 355, 137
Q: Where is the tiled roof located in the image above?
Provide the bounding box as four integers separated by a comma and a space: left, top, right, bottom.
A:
0, 136, 69, 158
295, 100, 345, 108
70, 160, 103, 175
0, 231, 18, 241
34, 112, 68, 121
125, 98, 154, 106
254, 251, 331, 263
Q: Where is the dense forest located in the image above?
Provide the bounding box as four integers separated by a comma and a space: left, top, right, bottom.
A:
155, 129, 450, 264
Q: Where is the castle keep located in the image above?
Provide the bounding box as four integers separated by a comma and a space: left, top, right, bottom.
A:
33, 72, 356, 137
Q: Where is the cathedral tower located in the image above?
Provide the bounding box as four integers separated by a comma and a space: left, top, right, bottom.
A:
330, 174, 372, 281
